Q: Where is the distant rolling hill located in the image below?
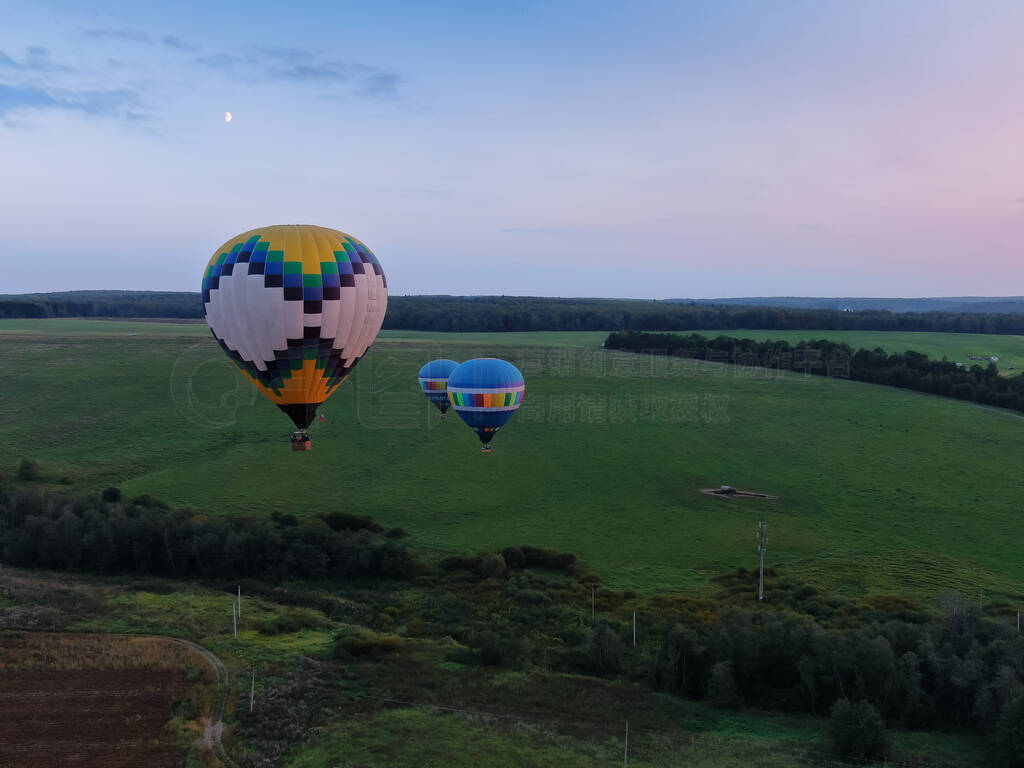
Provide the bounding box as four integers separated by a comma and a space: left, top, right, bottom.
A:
667, 296, 1024, 313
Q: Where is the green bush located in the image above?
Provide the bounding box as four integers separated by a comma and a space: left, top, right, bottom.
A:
440, 555, 482, 572
334, 629, 402, 657
512, 588, 551, 605
501, 546, 524, 569
992, 692, 1024, 767
707, 661, 741, 708
130, 493, 168, 509
319, 511, 384, 533
478, 553, 508, 579
588, 625, 623, 675
101, 487, 122, 502
271, 510, 298, 527
473, 630, 505, 666
259, 610, 328, 635
17, 458, 40, 481
830, 699, 889, 760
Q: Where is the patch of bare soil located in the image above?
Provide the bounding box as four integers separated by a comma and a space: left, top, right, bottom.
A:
0, 633, 212, 768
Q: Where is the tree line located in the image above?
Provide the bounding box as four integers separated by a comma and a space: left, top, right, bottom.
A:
6, 291, 1024, 334
0, 484, 419, 582
605, 331, 1024, 414
648, 573, 1024, 763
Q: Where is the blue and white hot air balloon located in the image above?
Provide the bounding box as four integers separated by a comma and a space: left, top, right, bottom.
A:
418, 359, 459, 418
447, 358, 525, 452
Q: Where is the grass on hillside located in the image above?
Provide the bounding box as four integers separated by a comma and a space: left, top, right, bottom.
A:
283, 707, 812, 768
3, 322, 1024, 606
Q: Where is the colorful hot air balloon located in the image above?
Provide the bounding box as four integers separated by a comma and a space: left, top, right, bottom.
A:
201, 224, 387, 449
447, 358, 524, 452
418, 359, 459, 419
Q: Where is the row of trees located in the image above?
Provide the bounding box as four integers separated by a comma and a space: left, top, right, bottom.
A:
649, 599, 1024, 762
0, 486, 419, 582
605, 331, 1024, 414
0, 291, 201, 319
5, 291, 1024, 333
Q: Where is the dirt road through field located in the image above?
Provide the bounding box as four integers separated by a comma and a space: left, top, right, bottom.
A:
172, 638, 238, 768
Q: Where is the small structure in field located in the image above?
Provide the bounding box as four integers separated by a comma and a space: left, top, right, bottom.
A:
701, 486, 778, 499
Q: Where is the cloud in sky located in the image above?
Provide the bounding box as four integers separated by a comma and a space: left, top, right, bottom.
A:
0, 46, 71, 73
0, 83, 141, 118
161, 35, 200, 52
84, 28, 151, 43
0, 44, 144, 121
197, 47, 400, 98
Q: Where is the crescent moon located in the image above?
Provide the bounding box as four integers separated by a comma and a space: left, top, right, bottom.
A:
225, 111, 232, 123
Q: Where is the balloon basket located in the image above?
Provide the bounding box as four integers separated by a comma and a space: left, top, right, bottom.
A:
480, 445, 492, 454
290, 431, 312, 451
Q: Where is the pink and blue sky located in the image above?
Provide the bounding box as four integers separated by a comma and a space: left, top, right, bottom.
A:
2, 0, 1022, 298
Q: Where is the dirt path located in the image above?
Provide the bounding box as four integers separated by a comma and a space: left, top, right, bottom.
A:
172, 638, 238, 768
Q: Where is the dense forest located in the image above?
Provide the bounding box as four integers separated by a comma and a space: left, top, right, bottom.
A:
606, 331, 1024, 414
3, 477, 1024, 764
7, 291, 1024, 334
669, 296, 1024, 314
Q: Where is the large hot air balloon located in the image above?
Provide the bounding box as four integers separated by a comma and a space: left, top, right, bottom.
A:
418, 359, 459, 419
201, 224, 387, 449
447, 358, 524, 452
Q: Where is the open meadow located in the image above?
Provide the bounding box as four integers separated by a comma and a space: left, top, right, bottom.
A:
3, 319, 1024, 604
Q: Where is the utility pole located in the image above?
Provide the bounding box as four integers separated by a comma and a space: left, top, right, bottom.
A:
758, 510, 767, 602
623, 721, 629, 767
250, 663, 255, 712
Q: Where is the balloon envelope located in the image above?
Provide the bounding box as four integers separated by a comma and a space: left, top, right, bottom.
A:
418, 359, 459, 414
202, 224, 387, 430
447, 358, 524, 445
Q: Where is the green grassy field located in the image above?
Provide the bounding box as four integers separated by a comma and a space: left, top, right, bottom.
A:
3, 320, 1024, 604
686, 328, 1024, 371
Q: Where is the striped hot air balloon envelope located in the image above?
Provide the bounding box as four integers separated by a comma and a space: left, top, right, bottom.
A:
418, 359, 459, 418
447, 358, 525, 451
201, 224, 387, 447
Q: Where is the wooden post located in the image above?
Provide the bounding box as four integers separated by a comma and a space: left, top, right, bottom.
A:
758, 510, 767, 602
